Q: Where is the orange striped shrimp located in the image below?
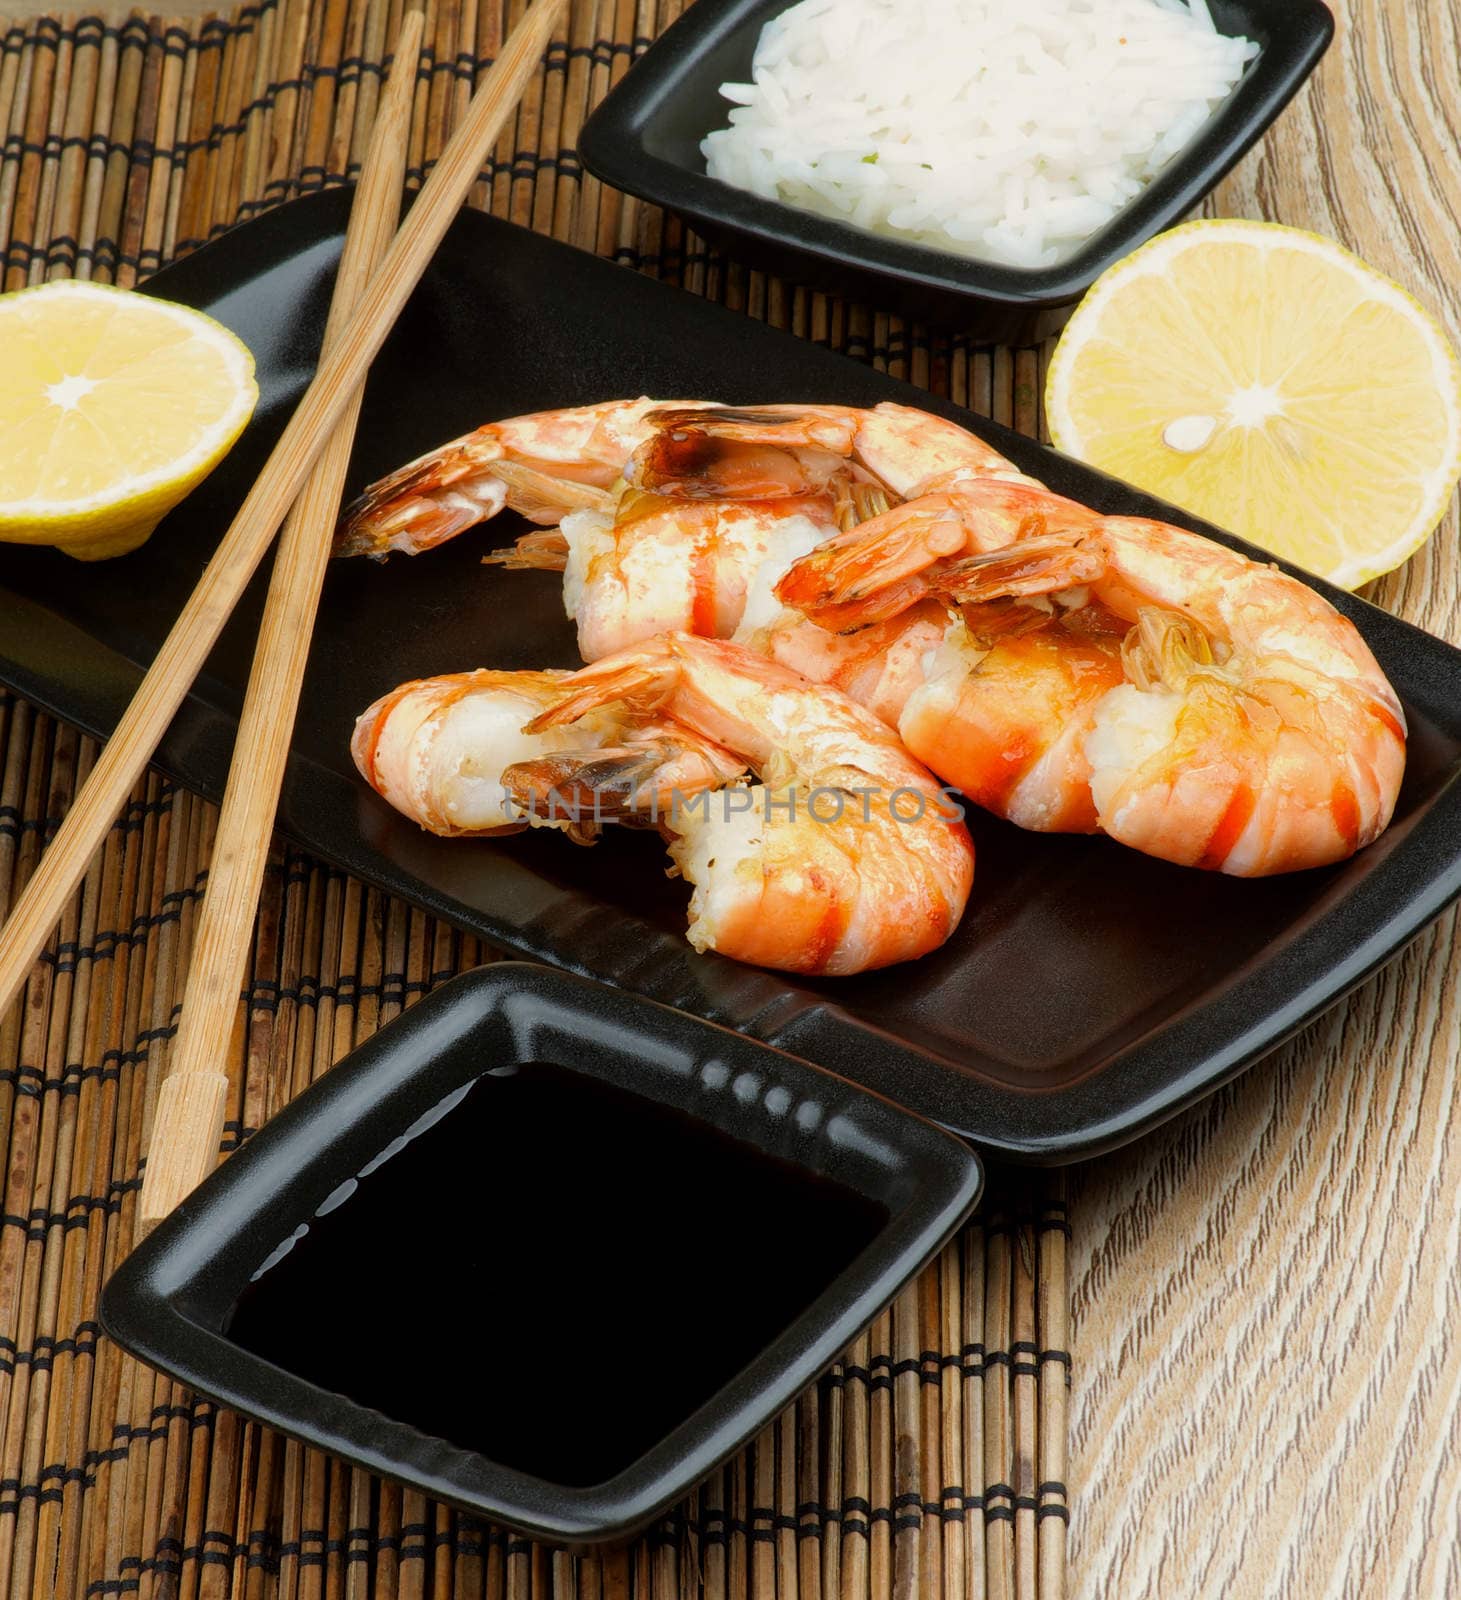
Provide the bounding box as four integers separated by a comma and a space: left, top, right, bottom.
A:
909, 521, 1407, 874
471, 402, 1016, 660
335, 395, 1017, 599
504, 634, 974, 974
351, 668, 743, 841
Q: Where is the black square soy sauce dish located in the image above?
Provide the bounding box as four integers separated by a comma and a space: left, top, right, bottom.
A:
579, 0, 1334, 336
102, 963, 983, 1549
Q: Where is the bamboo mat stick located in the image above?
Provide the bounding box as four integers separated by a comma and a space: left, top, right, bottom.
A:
0, 0, 565, 1045
938, 1240, 966, 1600
840, 1328, 870, 1600
963, 1220, 988, 1600
868, 1305, 893, 1600
984, 1212, 1014, 1600
1012, 1211, 1039, 1600
1037, 1186, 1070, 1600
891, 1286, 920, 1600
73, 22, 117, 282
137, 6, 424, 1233
918, 1266, 943, 1600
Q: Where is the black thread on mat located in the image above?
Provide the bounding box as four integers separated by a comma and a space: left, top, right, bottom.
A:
168, 142, 585, 257
826, 1349, 984, 1393
0, 803, 57, 842
0, 789, 178, 852
1039, 1480, 1069, 1497
244, 968, 456, 1013
0, 235, 134, 274
982, 1347, 1067, 1378
0, 1011, 182, 1101
6, 17, 60, 51
691, 1492, 986, 1546
81, 1491, 1001, 1568
43, 879, 208, 973
2, 1406, 221, 1518
0, 1064, 254, 1164
0, 1322, 102, 1378
2, 132, 144, 163
0, 1179, 140, 1241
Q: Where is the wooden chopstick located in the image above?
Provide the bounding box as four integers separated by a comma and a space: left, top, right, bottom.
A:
134, 10, 426, 1234
0, 0, 566, 1063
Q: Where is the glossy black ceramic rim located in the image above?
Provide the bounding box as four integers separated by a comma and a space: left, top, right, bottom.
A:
4, 189, 1461, 1164
578, 0, 1335, 308
101, 963, 984, 1546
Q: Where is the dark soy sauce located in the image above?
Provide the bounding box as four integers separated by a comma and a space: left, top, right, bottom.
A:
226, 1061, 887, 1487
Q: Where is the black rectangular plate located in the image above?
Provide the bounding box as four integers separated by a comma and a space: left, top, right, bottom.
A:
4, 186, 1461, 1161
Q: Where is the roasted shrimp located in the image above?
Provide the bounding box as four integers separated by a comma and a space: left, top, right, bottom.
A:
350, 668, 743, 840
914, 522, 1407, 873
504, 634, 974, 973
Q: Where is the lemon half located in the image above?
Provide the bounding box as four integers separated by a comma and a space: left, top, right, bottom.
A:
1046, 220, 1461, 589
0, 281, 258, 560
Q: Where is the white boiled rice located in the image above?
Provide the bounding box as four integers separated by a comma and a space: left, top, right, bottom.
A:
701, 0, 1258, 269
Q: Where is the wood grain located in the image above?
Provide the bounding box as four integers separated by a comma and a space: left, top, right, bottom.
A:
1066, 8, 1461, 1595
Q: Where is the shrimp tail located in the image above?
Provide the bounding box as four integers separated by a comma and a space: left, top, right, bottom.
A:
775, 477, 1104, 622
336, 433, 618, 559
929, 533, 1107, 605
498, 746, 627, 843
334, 432, 505, 558
507, 747, 666, 813
336, 475, 503, 558
522, 645, 681, 733
488, 461, 618, 522
958, 598, 1060, 643
789, 576, 949, 635
482, 529, 571, 572
834, 480, 897, 532
774, 498, 968, 620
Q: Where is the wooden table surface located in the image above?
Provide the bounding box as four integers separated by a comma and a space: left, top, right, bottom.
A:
1066, 6, 1461, 1594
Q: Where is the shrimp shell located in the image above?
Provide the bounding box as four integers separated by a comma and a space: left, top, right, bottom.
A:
928, 519, 1407, 874
515, 633, 974, 974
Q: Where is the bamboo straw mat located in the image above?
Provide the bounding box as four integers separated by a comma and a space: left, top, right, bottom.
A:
0, 3, 1071, 1597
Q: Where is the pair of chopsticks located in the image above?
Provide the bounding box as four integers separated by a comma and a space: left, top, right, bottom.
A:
0, 0, 567, 1235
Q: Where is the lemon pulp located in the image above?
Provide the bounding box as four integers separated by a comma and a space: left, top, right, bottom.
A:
1046, 220, 1461, 589
0, 280, 258, 559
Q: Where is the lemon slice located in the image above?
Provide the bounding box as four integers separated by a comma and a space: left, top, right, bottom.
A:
0, 280, 258, 560
1045, 220, 1461, 589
